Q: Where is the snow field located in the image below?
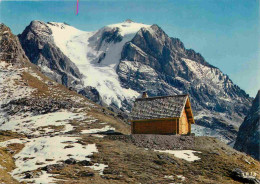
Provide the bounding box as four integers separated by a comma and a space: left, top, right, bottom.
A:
0, 136, 97, 183
0, 134, 108, 183
0, 110, 87, 136
155, 150, 201, 162
47, 21, 148, 108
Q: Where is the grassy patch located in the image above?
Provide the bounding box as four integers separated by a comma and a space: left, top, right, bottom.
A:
0, 133, 24, 184
0, 131, 25, 142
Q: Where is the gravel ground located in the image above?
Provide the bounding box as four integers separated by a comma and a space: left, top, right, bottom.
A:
107, 134, 195, 150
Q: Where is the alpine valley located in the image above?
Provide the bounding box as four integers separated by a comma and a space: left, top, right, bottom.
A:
18, 20, 252, 144
1, 21, 260, 184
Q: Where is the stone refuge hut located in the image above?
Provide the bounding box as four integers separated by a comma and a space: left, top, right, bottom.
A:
130, 93, 195, 135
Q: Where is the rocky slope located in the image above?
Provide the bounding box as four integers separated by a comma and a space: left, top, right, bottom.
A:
234, 91, 260, 160
1, 23, 260, 184
18, 20, 252, 144
0, 23, 129, 183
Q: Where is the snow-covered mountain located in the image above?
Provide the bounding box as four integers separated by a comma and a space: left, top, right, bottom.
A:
19, 20, 252, 143
19, 20, 145, 109
1, 23, 260, 184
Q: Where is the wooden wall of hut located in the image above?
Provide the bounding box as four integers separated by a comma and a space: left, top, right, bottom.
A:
179, 110, 190, 134
131, 119, 178, 134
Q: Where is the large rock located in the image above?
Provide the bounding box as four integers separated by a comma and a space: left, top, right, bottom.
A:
231, 168, 260, 184
234, 91, 260, 160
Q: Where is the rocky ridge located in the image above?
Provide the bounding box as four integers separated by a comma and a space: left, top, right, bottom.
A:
234, 90, 260, 160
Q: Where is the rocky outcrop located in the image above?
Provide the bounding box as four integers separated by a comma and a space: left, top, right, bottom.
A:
0, 24, 28, 66
78, 86, 101, 104
1, 98, 83, 116
18, 21, 101, 103
231, 168, 260, 184
234, 91, 260, 160
18, 21, 82, 88
118, 24, 252, 143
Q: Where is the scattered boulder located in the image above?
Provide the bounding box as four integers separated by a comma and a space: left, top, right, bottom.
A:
64, 145, 74, 149
42, 164, 65, 173
24, 172, 34, 179
77, 171, 94, 177
153, 159, 166, 165
45, 158, 54, 162
231, 168, 260, 184
36, 161, 45, 165
64, 158, 77, 165
78, 160, 93, 166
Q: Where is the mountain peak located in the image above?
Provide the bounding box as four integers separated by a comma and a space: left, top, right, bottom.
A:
107, 21, 150, 36
124, 19, 134, 23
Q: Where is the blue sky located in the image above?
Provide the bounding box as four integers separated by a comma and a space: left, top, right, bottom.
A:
0, 0, 259, 97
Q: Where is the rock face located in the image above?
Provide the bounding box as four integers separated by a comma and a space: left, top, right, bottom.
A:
18, 20, 252, 143
117, 24, 252, 143
234, 91, 260, 160
18, 21, 82, 87
0, 24, 28, 65
18, 21, 101, 103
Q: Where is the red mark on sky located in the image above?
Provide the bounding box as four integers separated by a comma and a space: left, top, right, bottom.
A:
76, 0, 79, 15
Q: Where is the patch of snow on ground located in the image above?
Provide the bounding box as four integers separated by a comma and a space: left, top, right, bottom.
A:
155, 150, 201, 162
164, 175, 174, 179
29, 72, 42, 81
164, 175, 185, 181
91, 134, 105, 138
0, 164, 5, 170
177, 175, 186, 181
0, 110, 86, 135
10, 136, 98, 182
22, 171, 61, 184
87, 163, 108, 175
0, 61, 36, 124
0, 62, 35, 105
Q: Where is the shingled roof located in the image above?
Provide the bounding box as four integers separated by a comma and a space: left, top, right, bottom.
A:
130, 94, 194, 123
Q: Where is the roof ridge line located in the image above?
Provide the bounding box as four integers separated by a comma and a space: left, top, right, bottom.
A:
135, 94, 189, 101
